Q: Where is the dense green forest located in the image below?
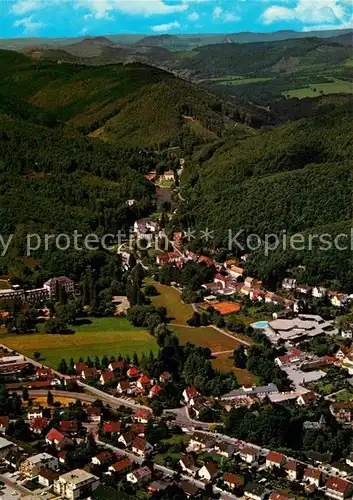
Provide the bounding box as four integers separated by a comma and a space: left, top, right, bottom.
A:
179, 95, 353, 291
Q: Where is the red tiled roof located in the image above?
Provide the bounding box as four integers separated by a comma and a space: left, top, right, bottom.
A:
150, 384, 162, 395
133, 436, 148, 452
109, 361, 125, 370
185, 386, 198, 398
127, 367, 139, 378
0, 416, 9, 428
138, 374, 151, 385
241, 445, 258, 456
59, 420, 78, 433
304, 468, 321, 479
160, 371, 170, 380
223, 472, 243, 485
103, 422, 121, 433
131, 423, 146, 435
135, 408, 151, 419
30, 417, 48, 430
267, 451, 285, 464
110, 458, 131, 472
269, 493, 290, 500
46, 428, 65, 443
285, 459, 297, 471
94, 451, 113, 463
100, 371, 115, 383
74, 362, 87, 373
326, 477, 352, 493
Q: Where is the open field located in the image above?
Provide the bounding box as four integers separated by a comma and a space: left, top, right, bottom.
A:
25, 396, 77, 407
212, 352, 257, 385
283, 80, 352, 99
0, 317, 157, 368
148, 282, 193, 324
171, 325, 240, 353
219, 77, 273, 86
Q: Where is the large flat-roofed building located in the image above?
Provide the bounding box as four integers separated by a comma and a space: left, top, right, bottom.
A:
221, 383, 279, 400
44, 277, 74, 299
54, 469, 99, 499
268, 314, 337, 343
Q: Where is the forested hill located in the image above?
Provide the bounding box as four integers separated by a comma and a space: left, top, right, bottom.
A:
179, 94, 353, 291
0, 49, 268, 147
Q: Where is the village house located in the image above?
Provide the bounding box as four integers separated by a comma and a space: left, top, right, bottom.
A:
58, 451, 68, 465
116, 379, 132, 395
74, 361, 87, 373
59, 420, 79, 435
266, 451, 286, 468
180, 480, 201, 497
126, 466, 152, 485
296, 284, 312, 295
118, 431, 135, 448
54, 469, 99, 499
38, 468, 59, 487
313, 286, 327, 299
269, 493, 292, 500
108, 458, 131, 474
91, 451, 113, 466
329, 292, 348, 308
127, 366, 139, 379
29, 417, 48, 435
81, 367, 97, 381
27, 407, 43, 420
46, 428, 73, 449
183, 386, 199, 404
149, 384, 162, 398
304, 467, 323, 487
179, 454, 199, 476
86, 406, 102, 422
134, 219, 159, 241
297, 392, 317, 407
223, 472, 243, 491
240, 445, 260, 464
198, 461, 218, 482
134, 408, 151, 423
20, 452, 58, 477
0, 416, 9, 434
189, 432, 215, 451
325, 477, 353, 500
132, 436, 153, 458
215, 442, 236, 458
244, 482, 266, 500
137, 374, 151, 392
131, 423, 146, 436
159, 371, 171, 383
100, 371, 115, 385
103, 422, 121, 434
108, 360, 125, 372
285, 460, 299, 481
282, 278, 297, 291
275, 348, 303, 367
228, 265, 244, 279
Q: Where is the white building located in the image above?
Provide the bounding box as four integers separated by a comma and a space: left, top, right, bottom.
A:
20, 453, 58, 477
54, 469, 99, 499
44, 277, 74, 299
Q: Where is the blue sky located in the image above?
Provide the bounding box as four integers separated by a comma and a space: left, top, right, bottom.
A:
1, 0, 352, 38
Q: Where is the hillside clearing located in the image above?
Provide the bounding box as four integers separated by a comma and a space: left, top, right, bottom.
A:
283, 80, 352, 98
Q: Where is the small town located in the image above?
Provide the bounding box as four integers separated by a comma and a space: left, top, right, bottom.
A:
0, 217, 352, 500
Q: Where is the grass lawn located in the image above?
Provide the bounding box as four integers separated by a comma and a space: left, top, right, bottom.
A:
0, 317, 157, 368
334, 389, 353, 403
171, 325, 240, 353
154, 452, 181, 465
283, 80, 352, 99
219, 77, 273, 86
212, 353, 257, 385
149, 281, 193, 324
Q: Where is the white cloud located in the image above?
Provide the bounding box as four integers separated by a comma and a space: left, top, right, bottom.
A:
151, 20, 181, 32
11, 0, 188, 20
262, 0, 351, 28
13, 15, 44, 33
188, 11, 200, 21
224, 12, 241, 22
213, 6, 223, 18
213, 5, 240, 22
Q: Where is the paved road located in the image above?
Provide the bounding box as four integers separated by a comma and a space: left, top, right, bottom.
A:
0, 474, 31, 496
164, 406, 210, 430
17, 389, 151, 413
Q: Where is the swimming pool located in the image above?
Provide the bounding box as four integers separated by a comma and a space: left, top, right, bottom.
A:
252, 321, 269, 329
